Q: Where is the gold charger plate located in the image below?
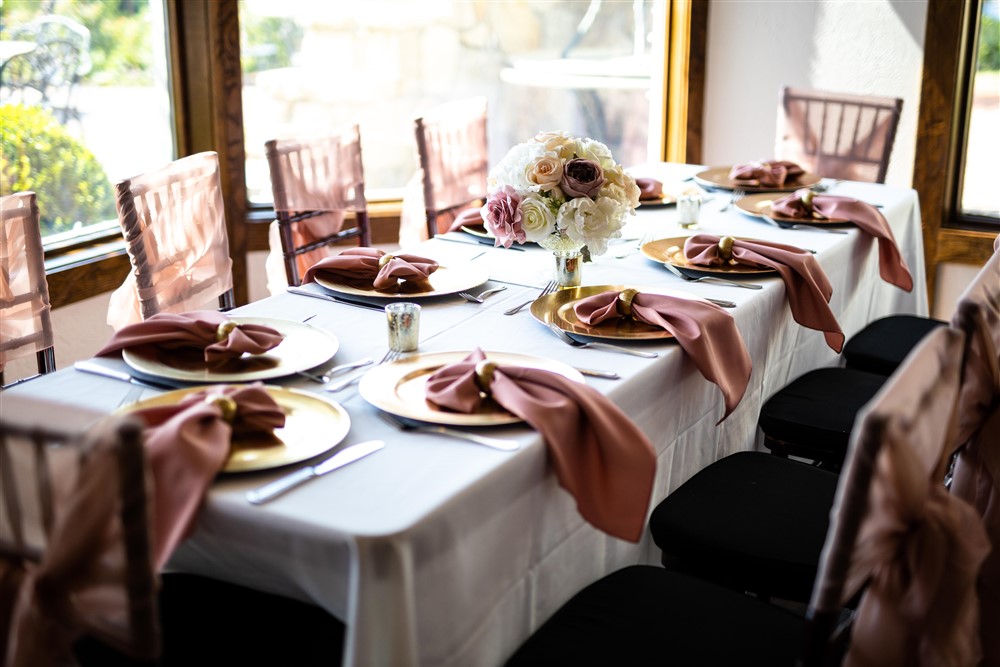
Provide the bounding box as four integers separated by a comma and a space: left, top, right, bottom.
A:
358, 351, 584, 426
315, 262, 491, 299
637, 194, 677, 208
641, 236, 778, 276
736, 193, 850, 225
122, 317, 339, 384
530, 285, 677, 340
460, 224, 491, 239
693, 166, 821, 193
117, 385, 351, 473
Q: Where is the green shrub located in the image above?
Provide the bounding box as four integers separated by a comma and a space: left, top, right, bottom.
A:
980, 14, 1000, 72
1, 104, 117, 237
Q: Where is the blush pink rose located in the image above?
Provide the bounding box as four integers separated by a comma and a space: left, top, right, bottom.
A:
481, 185, 526, 248
561, 158, 605, 198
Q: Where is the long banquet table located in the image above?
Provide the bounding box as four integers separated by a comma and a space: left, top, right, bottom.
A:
7, 163, 928, 666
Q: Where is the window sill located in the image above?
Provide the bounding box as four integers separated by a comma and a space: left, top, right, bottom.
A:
45, 243, 132, 309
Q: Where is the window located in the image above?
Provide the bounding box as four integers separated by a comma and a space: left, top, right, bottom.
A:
0, 0, 175, 245
957, 0, 999, 221
238, 0, 667, 206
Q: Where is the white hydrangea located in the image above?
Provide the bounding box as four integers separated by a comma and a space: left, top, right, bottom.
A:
557, 196, 624, 256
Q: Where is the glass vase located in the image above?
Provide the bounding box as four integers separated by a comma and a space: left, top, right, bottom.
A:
538, 235, 585, 288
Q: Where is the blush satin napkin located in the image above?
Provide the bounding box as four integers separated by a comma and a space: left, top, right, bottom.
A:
573, 290, 751, 422
635, 177, 664, 201
96, 310, 284, 364
424, 349, 656, 543
131, 384, 286, 567
301, 247, 440, 292
772, 189, 913, 291
3, 386, 285, 666
446, 207, 487, 233
684, 234, 844, 352
728, 160, 804, 188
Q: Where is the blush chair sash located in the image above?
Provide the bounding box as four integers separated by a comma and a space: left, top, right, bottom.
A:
776, 86, 903, 184
264, 126, 371, 289
949, 246, 1000, 666
805, 327, 989, 667
0, 192, 55, 376
107, 152, 234, 330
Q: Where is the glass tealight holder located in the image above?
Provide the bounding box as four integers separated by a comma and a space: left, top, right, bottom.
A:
677, 191, 703, 230
385, 302, 420, 352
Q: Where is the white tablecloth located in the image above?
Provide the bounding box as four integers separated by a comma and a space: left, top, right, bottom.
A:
7, 164, 927, 666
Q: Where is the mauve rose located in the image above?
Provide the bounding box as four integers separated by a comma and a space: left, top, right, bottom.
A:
480, 185, 525, 248
561, 159, 604, 199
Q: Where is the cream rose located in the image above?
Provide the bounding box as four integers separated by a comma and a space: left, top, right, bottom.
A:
518, 192, 557, 242
534, 131, 580, 160
526, 155, 563, 193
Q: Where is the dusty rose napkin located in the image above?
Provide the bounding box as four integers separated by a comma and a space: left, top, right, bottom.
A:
447, 207, 487, 233
728, 160, 804, 187
96, 311, 284, 364
635, 177, 664, 201
573, 291, 751, 422
301, 247, 439, 292
131, 384, 285, 568
424, 349, 656, 542
772, 189, 913, 291
684, 234, 844, 352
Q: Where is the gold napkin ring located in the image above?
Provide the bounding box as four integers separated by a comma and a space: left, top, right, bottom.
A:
718, 236, 736, 262
378, 253, 395, 268
215, 321, 238, 341
473, 359, 497, 395
800, 189, 815, 210
616, 288, 639, 319
204, 393, 238, 423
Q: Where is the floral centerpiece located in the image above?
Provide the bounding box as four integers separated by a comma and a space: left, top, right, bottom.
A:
480, 132, 640, 285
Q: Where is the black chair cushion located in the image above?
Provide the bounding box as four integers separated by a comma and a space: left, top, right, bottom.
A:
649, 451, 839, 601
759, 367, 887, 464
843, 315, 946, 376
505, 565, 804, 667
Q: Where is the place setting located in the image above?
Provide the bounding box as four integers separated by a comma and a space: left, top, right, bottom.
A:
298, 246, 493, 303
641, 235, 772, 289
694, 160, 822, 193
734, 192, 851, 234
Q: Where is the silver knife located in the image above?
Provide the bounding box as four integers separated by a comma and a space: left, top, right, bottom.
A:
246, 440, 385, 505
575, 367, 620, 380
74, 360, 178, 390
287, 288, 387, 312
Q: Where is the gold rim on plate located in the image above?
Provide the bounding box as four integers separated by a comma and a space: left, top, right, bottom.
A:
641, 236, 778, 276
122, 317, 340, 384
637, 194, 677, 208
315, 262, 491, 299
693, 166, 821, 193
117, 385, 351, 473
736, 193, 851, 225
460, 224, 492, 239
358, 351, 585, 426
529, 285, 678, 340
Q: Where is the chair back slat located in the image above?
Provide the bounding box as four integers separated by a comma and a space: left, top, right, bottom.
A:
0, 192, 55, 383
413, 97, 489, 238
777, 86, 902, 183
264, 125, 371, 287
108, 152, 234, 329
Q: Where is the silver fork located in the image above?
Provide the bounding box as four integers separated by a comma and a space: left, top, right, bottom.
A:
613, 232, 653, 259
457, 285, 508, 303
325, 349, 402, 392
296, 357, 374, 384
504, 280, 558, 315
720, 188, 746, 212
662, 261, 764, 290
378, 411, 519, 452
546, 322, 658, 358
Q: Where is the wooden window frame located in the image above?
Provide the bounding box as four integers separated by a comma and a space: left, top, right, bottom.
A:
47, 0, 707, 308
914, 0, 997, 305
